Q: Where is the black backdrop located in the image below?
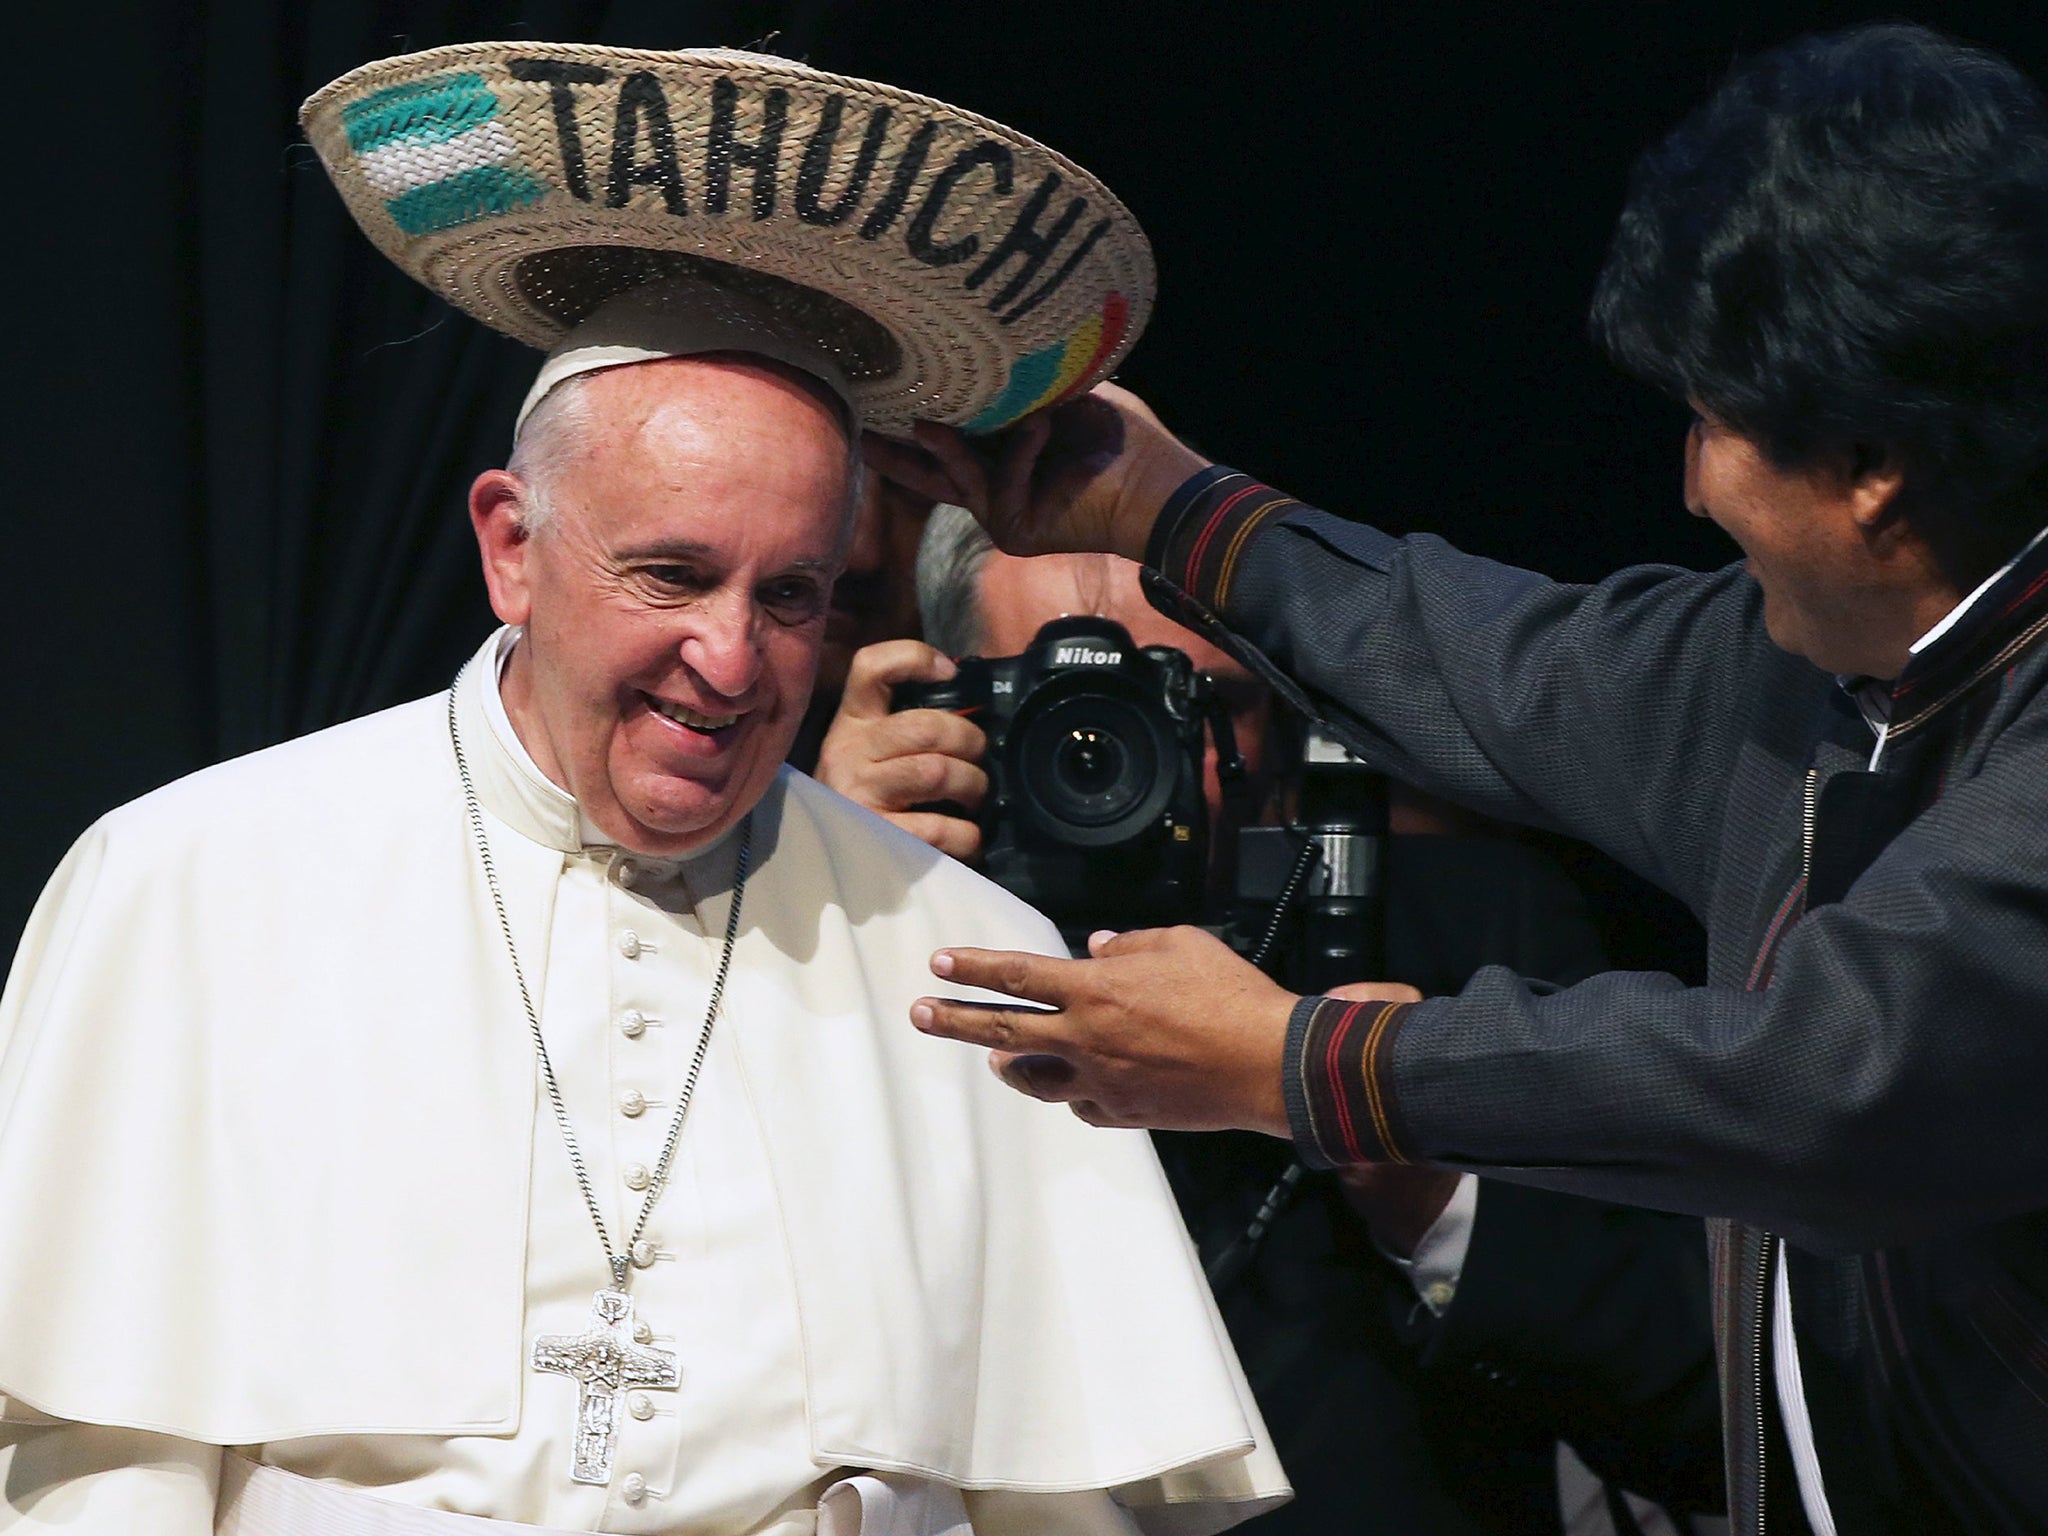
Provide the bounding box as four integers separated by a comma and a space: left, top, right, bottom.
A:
8, 2, 2047, 954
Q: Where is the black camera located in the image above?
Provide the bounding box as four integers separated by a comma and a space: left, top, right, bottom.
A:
893, 616, 1211, 939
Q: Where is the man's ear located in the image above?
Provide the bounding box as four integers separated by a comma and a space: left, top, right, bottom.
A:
470, 470, 536, 626
1843, 441, 1909, 540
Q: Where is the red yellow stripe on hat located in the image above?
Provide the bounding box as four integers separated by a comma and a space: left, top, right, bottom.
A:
965, 293, 1129, 433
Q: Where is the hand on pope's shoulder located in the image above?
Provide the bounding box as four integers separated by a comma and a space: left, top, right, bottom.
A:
915, 924, 1300, 1138
862, 383, 1212, 562
813, 639, 988, 863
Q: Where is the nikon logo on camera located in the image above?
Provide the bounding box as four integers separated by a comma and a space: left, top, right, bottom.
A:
1052, 645, 1123, 666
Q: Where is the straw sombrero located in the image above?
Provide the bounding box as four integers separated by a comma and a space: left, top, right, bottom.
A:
300, 43, 1154, 436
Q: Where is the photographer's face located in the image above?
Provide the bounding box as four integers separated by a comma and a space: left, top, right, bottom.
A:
976, 551, 1273, 828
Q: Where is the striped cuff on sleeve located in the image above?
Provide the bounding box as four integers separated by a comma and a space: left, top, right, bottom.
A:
1144, 466, 1307, 615
1283, 994, 1418, 1168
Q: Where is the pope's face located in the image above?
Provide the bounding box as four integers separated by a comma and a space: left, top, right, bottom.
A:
478, 357, 850, 856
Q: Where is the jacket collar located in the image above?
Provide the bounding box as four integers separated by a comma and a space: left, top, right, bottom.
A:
1881, 523, 2048, 739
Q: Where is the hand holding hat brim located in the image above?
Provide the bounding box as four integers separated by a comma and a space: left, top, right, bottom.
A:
864, 382, 1213, 560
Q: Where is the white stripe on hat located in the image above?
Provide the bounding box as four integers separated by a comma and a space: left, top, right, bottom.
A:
358, 120, 520, 199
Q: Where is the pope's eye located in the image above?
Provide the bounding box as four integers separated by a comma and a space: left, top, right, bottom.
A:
643, 564, 707, 591
762, 578, 826, 618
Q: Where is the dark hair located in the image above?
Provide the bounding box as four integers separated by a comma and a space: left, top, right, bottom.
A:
1591, 24, 2048, 563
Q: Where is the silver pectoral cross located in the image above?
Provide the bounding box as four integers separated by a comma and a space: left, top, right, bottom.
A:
531, 1288, 680, 1485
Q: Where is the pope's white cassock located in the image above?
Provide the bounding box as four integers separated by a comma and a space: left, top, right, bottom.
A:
0, 629, 1289, 1536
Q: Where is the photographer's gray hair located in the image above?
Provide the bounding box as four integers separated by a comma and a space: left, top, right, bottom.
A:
916, 503, 995, 657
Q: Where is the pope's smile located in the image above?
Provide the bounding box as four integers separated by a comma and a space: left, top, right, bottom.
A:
643, 691, 742, 736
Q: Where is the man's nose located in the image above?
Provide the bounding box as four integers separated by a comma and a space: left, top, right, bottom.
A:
679, 589, 763, 700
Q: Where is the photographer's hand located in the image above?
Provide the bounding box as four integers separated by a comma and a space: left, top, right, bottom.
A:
814, 640, 989, 863
912, 925, 1299, 1136
862, 383, 1211, 560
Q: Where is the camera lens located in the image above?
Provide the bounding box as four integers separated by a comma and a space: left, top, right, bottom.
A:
1014, 691, 1170, 844
1056, 728, 1126, 796
1032, 704, 1150, 827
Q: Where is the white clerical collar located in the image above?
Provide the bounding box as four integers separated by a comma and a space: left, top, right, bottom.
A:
463, 625, 584, 853
458, 627, 738, 868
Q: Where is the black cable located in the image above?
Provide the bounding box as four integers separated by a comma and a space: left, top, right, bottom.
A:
1206, 835, 1323, 1292
1249, 835, 1321, 970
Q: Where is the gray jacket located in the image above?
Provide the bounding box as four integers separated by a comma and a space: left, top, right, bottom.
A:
1143, 467, 2048, 1534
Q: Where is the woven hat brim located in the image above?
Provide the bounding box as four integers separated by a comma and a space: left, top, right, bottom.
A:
301, 43, 1155, 437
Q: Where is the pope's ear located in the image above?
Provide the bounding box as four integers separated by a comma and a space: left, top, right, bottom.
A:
470, 470, 537, 626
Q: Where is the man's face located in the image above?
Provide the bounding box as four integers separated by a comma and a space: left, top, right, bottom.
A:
479, 357, 850, 856
975, 551, 1273, 829
1685, 411, 1896, 675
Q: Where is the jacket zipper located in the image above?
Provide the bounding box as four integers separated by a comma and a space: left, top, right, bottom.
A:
1800, 765, 1818, 896
1752, 1232, 1776, 1536
1752, 769, 1817, 1533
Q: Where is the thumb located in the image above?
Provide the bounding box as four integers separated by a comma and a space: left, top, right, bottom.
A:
840, 640, 958, 720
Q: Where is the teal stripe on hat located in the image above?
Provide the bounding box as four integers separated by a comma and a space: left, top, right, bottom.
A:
965, 342, 1064, 433
385, 164, 546, 235
344, 72, 498, 155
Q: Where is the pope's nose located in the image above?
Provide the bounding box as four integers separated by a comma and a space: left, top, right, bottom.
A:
678, 593, 764, 701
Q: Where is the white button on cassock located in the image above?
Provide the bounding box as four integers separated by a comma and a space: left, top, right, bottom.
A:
632, 1320, 654, 1343
630, 1240, 657, 1269
617, 931, 642, 959
623, 1162, 651, 1191
619, 1009, 647, 1039
621, 1472, 647, 1505
619, 1089, 647, 1118
628, 1391, 655, 1420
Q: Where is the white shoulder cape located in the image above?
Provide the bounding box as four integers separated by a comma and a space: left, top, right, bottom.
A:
0, 652, 1285, 1530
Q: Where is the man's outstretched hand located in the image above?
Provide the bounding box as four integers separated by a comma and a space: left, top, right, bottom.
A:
912, 925, 1301, 1137
862, 383, 1212, 561
912, 932, 1430, 1150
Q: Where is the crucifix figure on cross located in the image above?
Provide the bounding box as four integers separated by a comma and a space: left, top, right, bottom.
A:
531, 1288, 681, 1485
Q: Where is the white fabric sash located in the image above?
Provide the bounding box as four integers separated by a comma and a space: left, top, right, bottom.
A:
216, 1456, 971, 1536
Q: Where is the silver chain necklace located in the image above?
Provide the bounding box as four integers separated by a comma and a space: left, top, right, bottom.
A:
446, 682, 750, 1485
